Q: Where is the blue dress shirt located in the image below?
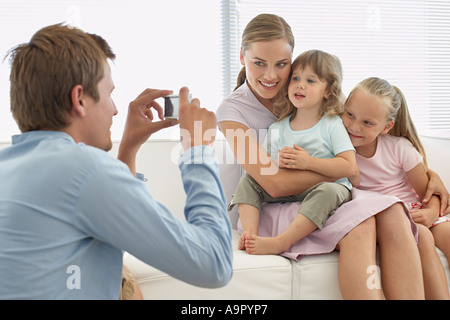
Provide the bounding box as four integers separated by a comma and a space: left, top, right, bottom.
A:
0, 131, 232, 299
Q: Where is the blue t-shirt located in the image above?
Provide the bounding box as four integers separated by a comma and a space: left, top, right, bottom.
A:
265, 115, 355, 190
0, 131, 232, 299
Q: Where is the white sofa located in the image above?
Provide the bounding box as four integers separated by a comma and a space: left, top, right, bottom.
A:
122, 134, 450, 300
124, 236, 449, 300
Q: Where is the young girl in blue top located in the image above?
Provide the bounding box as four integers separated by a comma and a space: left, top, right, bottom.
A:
230, 50, 358, 255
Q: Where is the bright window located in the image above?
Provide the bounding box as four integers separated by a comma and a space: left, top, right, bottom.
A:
2, 1, 449, 142
0, 0, 222, 141
221, 0, 450, 136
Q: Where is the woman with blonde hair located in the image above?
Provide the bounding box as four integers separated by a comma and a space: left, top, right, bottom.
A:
216, 13, 450, 299
230, 49, 357, 256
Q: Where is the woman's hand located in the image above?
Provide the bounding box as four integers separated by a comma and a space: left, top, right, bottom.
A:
423, 169, 450, 215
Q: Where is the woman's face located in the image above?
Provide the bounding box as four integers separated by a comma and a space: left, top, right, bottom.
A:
240, 39, 292, 106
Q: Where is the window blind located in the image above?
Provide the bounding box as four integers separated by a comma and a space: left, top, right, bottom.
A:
220, 0, 450, 135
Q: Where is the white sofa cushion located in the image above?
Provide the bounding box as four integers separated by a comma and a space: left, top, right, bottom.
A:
124, 230, 292, 299
291, 251, 342, 300
124, 230, 450, 300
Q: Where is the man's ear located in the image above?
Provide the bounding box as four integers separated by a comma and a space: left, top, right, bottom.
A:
381, 120, 395, 134
70, 85, 86, 117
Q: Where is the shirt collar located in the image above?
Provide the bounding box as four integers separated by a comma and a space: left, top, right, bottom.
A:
12, 130, 75, 145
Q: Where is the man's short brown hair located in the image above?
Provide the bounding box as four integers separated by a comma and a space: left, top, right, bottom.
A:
6, 23, 115, 132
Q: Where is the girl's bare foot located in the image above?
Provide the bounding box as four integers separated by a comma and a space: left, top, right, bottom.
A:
244, 233, 288, 255
238, 231, 249, 250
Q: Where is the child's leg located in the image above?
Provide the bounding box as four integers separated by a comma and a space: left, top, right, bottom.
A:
238, 204, 260, 235
416, 224, 450, 299
245, 183, 350, 255
230, 173, 265, 250
244, 213, 317, 255
375, 203, 424, 299
238, 204, 260, 250
432, 221, 450, 267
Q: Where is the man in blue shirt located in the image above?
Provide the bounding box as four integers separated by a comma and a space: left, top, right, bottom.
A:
0, 24, 232, 299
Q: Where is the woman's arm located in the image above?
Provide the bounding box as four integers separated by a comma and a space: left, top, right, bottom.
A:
407, 163, 440, 227
424, 169, 450, 215
218, 120, 334, 197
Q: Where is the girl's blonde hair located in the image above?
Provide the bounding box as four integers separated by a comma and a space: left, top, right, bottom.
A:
349, 77, 427, 168
235, 13, 294, 90
276, 49, 345, 121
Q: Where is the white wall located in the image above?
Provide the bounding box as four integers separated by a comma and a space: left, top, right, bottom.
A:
421, 134, 450, 191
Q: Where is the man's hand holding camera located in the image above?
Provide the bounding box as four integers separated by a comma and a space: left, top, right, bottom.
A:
118, 86, 216, 174
118, 88, 178, 175
178, 87, 217, 152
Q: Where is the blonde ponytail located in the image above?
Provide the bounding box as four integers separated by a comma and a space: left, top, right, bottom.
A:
235, 66, 247, 90
389, 86, 427, 168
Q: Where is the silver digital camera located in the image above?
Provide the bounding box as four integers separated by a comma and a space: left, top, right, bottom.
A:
164, 93, 192, 119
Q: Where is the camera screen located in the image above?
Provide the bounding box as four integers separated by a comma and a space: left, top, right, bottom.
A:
164, 93, 192, 119
164, 94, 180, 119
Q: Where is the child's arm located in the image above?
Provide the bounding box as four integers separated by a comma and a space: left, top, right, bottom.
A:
279, 145, 359, 186
348, 164, 360, 188
410, 196, 440, 228
407, 163, 440, 227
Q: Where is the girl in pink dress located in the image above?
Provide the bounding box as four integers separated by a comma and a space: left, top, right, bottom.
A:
342, 77, 450, 299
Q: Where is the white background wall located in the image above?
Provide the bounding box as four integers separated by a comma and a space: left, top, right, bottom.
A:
421, 134, 450, 192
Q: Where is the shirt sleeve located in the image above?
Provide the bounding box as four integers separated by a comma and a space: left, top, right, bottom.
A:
329, 116, 355, 155
216, 97, 251, 129
74, 145, 233, 288
394, 136, 423, 172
